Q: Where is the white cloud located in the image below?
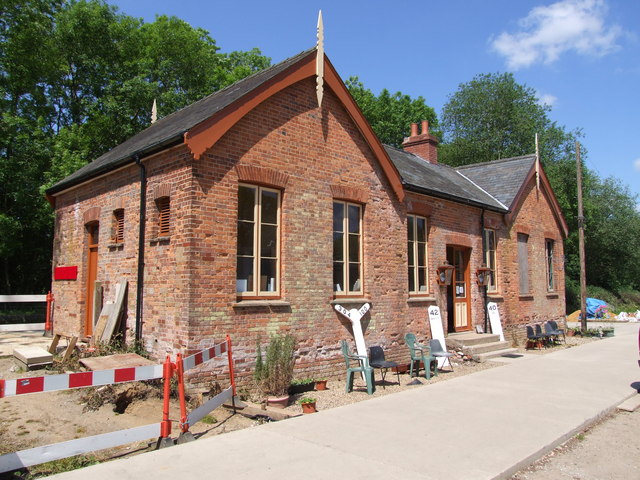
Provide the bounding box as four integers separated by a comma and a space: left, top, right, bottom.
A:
536, 91, 558, 106
492, 0, 623, 70
634, 158, 640, 172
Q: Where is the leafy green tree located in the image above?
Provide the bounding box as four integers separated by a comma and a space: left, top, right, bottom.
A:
346, 76, 438, 147
440, 72, 578, 167
1, 0, 271, 294
440, 71, 640, 300
0, 0, 61, 292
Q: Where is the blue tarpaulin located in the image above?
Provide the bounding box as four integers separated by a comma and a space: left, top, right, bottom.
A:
586, 298, 608, 318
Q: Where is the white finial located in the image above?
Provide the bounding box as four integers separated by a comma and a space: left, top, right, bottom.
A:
316, 10, 324, 107
151, 98, 157, 124
535, 132, 540, 191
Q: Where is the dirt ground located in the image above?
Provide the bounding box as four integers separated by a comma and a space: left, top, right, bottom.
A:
1, 332, 638, 478
510, 407, 640, 479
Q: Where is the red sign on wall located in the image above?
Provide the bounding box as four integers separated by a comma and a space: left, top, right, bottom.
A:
54, 266, 78, 281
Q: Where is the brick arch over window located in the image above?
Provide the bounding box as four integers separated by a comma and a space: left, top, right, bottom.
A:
153, 183, 172, 201
235, 166, 289, 189
330, 185, 368, 204
83, 207, 101, 225
445, 233, 472, 248
405, 200, 433, 218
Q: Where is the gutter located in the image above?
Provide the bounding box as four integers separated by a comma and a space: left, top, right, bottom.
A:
403, 183, 508, 214
134, 154, 147, 343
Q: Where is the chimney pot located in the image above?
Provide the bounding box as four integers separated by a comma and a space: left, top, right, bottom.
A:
402, 120, 439, 164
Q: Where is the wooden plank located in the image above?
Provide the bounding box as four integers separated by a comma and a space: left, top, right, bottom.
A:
92, 303, 114, 346
48, 334, 61, 354
92, 282, 103, 328
100, 280, 127, 343
61, 336, 78, 363
79, 353, 155, 371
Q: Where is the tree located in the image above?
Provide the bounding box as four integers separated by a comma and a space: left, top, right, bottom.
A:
440, 71, 640, 301
346, 76, 438, 147
440, 72, 578, 167
0, 0, 271, 294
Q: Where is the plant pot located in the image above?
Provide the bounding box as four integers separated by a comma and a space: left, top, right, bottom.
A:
301, 401, 317, 414
566, 330, 575, 337
603, 330, 614, 337
315, 380, 327, 391
267, 395, 290, 409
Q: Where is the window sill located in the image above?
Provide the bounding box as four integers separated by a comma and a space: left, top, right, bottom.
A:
487, 294, 504, 300
150, 236, 170, 244
519, 295, 534, 300
330, 297, 371, 306
546, 293, 559, 299
408, 296, 436, 303
233, 300, 291, 308
107, 243, 124, 250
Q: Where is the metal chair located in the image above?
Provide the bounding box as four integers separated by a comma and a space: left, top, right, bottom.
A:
368, 345, 400, 389
404, 333, 438, 380
340, 340, 375, 395
429, 339, 455, 371
526, 325, 544, 350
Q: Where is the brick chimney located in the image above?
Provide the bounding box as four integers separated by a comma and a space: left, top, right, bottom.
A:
402, 120, 439, 164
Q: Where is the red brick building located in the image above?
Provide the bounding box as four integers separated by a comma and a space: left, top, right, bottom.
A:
46, 48, 567, 384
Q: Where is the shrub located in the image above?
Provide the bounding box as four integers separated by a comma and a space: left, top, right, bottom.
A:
617, 288, 640, 311
254, 334, 296, 397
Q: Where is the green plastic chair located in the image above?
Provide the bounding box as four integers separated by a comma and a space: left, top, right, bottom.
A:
340, 340, 375, 395
404, 332, 438, 380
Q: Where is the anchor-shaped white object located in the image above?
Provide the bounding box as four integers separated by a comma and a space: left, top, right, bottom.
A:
335, 302, 370, 358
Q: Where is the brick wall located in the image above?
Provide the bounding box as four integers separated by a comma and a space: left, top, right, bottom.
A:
51, 76, 565, 391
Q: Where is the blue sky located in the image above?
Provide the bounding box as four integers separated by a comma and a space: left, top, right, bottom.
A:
107, 0, 640, 199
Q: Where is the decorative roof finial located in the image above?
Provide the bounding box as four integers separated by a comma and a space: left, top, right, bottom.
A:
316, 10, 324, 107
151, 98, 158, 124
535, 132, 540, 191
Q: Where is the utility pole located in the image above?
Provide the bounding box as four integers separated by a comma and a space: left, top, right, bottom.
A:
576, 142, 587, 333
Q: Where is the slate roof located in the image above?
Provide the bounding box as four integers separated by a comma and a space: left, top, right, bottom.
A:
47, 48, 316, 195
47, 43, 536, 216
456, 155, 536, 209
384, 145, 508, 212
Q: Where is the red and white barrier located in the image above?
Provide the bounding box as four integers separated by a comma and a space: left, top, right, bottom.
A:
0, 336, 236, 473
0, 364, 163, 398
174, 336, 236, 436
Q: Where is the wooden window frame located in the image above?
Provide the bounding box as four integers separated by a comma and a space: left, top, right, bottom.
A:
156, 196, 170, 237
236, 184, 281, 298
483, 228, 498, 293
333, 200, 363, 296
545, 238, 555, 292
407, 214, 429, 295
517, 233, 530, 295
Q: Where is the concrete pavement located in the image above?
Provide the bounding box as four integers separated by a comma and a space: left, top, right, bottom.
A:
0, 330, 51, 357
47, 322, 640, 480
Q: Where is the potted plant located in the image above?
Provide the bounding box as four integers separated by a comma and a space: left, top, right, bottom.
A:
289, 378, 315, 395
254, 333, 296, 408
314, 379, 328, 391
602, 326, 615, 337
298, 396, 317, 414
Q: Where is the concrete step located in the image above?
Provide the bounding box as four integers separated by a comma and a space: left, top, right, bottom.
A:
447, 333, 500, 349
462, 340, 512, 355
473, 348, 520, 363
